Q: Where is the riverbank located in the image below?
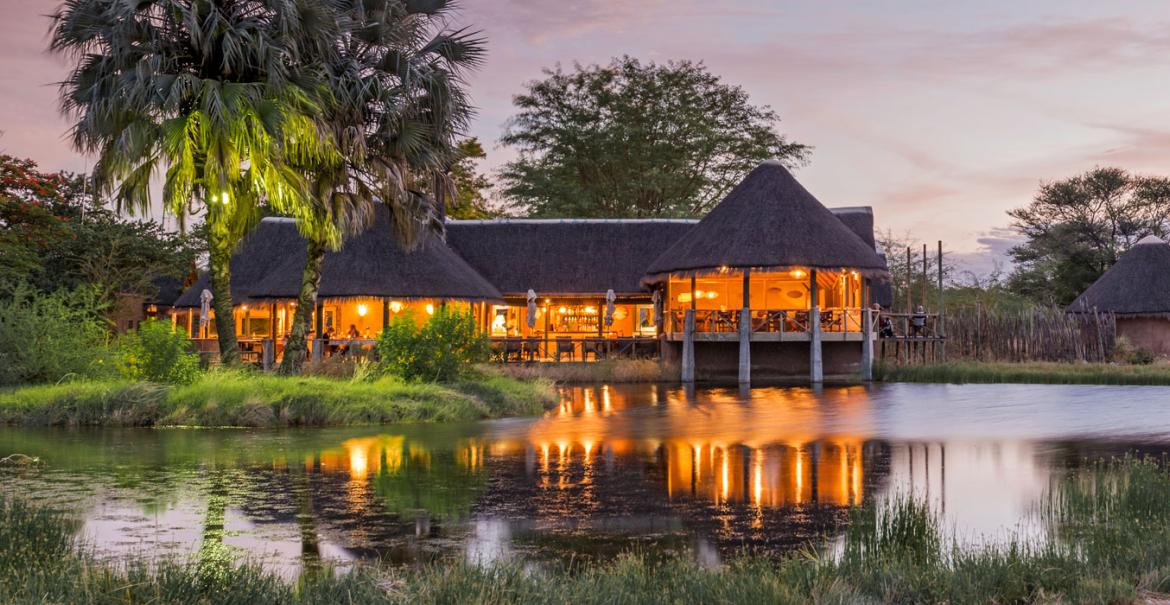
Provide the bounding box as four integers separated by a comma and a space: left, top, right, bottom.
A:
0, 371, 557, 427
2, 457, 1168, 604
875, 360, 1170, 385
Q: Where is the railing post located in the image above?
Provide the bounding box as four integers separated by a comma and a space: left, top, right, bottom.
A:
681, 309, 695, 383
262, 338, 274, 371
311, 338, 323, 363
738, 307, 751, 384
862, 308, 873, 381
810, 307, 823, 383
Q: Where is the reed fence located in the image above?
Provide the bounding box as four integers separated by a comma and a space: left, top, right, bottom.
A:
941, 305, 1115, 363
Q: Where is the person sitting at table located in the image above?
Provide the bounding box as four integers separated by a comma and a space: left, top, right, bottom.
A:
874, 303, 895, 338
337, 324, 360, 355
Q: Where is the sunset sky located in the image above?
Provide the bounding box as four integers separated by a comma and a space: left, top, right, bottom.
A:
3, 0, 1169, 275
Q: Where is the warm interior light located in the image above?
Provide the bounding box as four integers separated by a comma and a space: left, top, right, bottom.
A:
706, 291, 718, 299
694, 289, 704, 298
221, 191, 230, 204
614, 308, 627, 320
545, 298, 551, 304
425, 303, 435, 315
791, 269, 806, 279
357, 304, 368, 317
558, 306, 567, 314
850, 270, 859, 278
677, 293, 693, 303
241, 305, 248, 311
584, 306, 597, 314
389, 301, 402, 313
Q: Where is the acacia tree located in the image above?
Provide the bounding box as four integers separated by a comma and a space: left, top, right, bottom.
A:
1007, 167, 1170, 305
500, 56, 809, 218
278, 0, 483, 374
52, 0, 335, 365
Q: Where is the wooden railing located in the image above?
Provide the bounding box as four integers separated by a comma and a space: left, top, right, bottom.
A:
667, 308, 864, 335
490, 336, 659, 362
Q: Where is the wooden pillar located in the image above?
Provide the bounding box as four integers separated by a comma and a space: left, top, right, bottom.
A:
738, 268, 751, 384
186, 309, 193, 339
862, 307, 874, 381
269, 303, 276, 339
810, 269, 823, 383
262, 338, 274, 371
682, 308, 695, 383
314, 301, 324, 335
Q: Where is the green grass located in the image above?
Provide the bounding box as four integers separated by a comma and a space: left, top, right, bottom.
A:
4, 457, 1170, 603
876, 361, 1170, 385
485, 359, 676, 384
0, 371, 557, 427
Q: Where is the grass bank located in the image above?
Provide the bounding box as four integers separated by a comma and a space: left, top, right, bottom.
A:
485, 359, 676, 384
4, 458, 1170, 603
875, 360, 1170, 385
0, 371, 557, 427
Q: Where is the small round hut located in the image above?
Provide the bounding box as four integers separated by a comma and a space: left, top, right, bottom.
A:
1069, 235, 1170, 356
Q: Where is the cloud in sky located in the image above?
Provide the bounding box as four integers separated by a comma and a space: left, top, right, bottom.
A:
4, 0, 1170, 272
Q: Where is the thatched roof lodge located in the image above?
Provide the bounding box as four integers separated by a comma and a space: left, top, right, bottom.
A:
1070, 235, 1170, 356
172, 161, 889, 377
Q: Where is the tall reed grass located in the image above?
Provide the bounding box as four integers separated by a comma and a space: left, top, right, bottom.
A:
0, 370, 557, 427
485, 359, 676, 384
3, 457, 1170, 603
875, 360, 1170, 385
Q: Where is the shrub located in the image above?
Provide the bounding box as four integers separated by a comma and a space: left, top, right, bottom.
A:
375, 308, 490, 382
115, 320, 200, 384
0, 284, 113, 386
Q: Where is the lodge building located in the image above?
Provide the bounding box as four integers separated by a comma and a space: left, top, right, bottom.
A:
174, 162, 891, 381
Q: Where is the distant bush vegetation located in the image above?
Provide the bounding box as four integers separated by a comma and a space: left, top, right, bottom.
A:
376, 308, 490, 382
0, 284, 112, 386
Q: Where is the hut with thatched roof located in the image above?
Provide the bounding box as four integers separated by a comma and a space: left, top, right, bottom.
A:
171, 162, 889, 372
173, 206, 501, 357
1069, 235, 1170, 356
642, 161, 889, 382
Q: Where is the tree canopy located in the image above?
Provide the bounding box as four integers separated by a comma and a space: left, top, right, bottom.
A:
0, 154, 198, 301
445, 139, 506, 219
499, 56, 809, 218
1007, 167, 1170, 305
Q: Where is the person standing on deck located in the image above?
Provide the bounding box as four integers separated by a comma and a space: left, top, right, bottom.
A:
911, 305, 927, 336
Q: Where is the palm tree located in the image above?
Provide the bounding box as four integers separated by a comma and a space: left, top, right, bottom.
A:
52, 0, 337, 365
278, 0, 484, 374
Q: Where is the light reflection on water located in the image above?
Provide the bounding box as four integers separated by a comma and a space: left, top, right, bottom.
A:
3, 382, 1170, 576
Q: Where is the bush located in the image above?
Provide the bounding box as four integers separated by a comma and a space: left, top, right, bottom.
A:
375, 308, 490, 382
115, 320, 200, 384
0, 284, 112, 386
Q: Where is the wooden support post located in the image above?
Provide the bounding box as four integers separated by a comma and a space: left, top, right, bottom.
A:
269, 303, 276, 339
862, 307, 874, 381
382, 298, 390, 332
810, 270, 823, 383
681, 309, 695, 383
311, 338, 323, 363
906, 246, 912, 314
938, 240, 946, 361
262, 339, 274, 371
314, 301, 324, 335
186, 309, 193, 339
739, 268, 751, 384
922, 242, 928, 310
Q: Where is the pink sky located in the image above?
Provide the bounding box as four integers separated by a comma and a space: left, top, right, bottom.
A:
4, 0, 1169, 274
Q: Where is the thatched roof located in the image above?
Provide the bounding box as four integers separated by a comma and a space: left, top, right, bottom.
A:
174, 220, 304, 308
829, 206, 876, 249
642, 162, 888, 284
175, 208, 502, 308
446, 219, 697, 298
149, 276, 185, 306
1069, 236, 1170, 316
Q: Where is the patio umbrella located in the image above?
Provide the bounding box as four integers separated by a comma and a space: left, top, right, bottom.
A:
605, 289, 616, 327
652, 289, 663, 327
526, 289, 537, 329
199, 289, 214, 329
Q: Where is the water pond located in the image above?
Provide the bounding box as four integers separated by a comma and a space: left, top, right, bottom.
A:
3, 382, 1170, 576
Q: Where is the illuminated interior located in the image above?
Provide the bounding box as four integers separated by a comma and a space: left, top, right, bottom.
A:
488, 300, 655, 338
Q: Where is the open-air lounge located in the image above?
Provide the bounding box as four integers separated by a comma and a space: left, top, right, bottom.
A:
172, 162, 891, 381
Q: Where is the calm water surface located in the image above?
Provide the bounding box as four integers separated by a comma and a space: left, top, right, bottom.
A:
3, 383, 1170, 576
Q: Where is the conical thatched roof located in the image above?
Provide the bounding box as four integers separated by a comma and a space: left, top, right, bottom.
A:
1069, 236, 1170, 316
175, 207, 502, 307
642, 162, 887, 284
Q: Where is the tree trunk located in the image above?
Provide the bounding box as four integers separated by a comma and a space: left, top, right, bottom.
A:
278, 238, 327, 375
207, 228, 240, 366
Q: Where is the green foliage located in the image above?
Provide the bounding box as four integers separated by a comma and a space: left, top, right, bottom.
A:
443, 138, 508, 219
376, 308, 491, 382
0, 371, 551, 427
500, 56, 809, 218
0, 154, 198, 299
0, 284, 112, 386
1007, 167, 1170, 305
115, 320, 200, 384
